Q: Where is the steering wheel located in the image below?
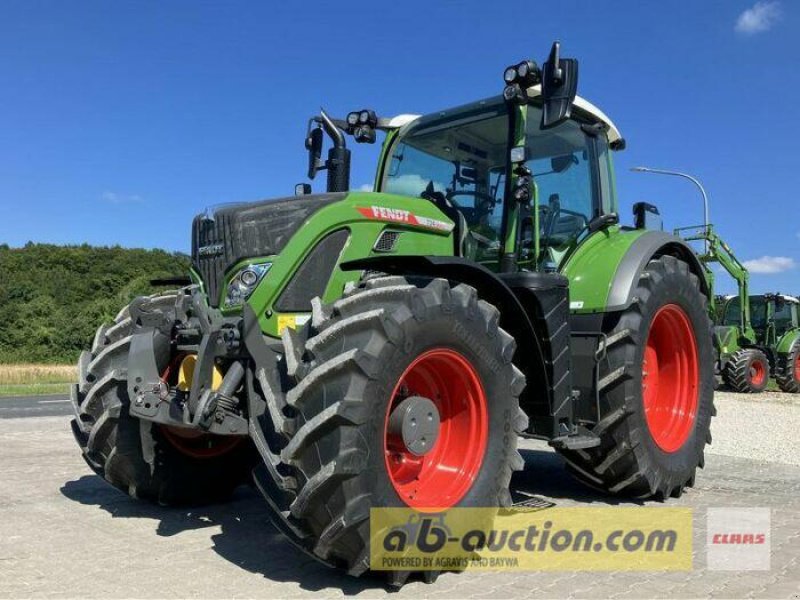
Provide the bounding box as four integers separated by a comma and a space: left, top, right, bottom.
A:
541, 204, 588, 246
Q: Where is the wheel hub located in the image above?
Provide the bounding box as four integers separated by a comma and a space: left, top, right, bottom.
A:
750, 360, 766, 386
383, 348, 488, 509
387, 396, 440, 457
642, 304, 699, 453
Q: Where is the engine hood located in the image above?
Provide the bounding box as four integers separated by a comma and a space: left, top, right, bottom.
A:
192, 192, 346, 306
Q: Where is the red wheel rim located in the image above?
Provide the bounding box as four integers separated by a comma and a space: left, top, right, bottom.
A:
794, 355, 800, 382
384, 348, 488, 509
750, 359, 767, 387
158, 355, 242, 460
642, 305, 699, 453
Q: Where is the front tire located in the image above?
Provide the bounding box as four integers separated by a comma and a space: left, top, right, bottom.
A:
776, 343, 800, 393
558, 256, 715, 499
70, 292, 254, 505
269, 277, 527, 583
723, 348, 770, 393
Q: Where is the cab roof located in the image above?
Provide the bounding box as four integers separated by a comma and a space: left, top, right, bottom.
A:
379, 90, 623, 146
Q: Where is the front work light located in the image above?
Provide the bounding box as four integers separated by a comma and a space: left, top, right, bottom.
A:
502, 59, 541, 105
224, 263, 272, 307
503, 60, 540, 88
346, 108, 378, 144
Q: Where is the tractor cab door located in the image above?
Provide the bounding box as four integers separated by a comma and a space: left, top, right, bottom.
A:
773, 297, 797, 338
519, 104, 615, 271
750, 295, 769, 344
381, 103, 511, 269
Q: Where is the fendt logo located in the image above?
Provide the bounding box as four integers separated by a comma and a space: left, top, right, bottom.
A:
370, 206, 411, 223
357, 206, 455, 233
198, 243, 224, 258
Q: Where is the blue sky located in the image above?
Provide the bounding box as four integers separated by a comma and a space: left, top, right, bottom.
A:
0, 0, 797, 294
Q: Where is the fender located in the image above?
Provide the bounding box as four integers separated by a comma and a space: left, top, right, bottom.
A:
563, 229, 710, 314
341, 255, 563, 436
777, 329, 800, 354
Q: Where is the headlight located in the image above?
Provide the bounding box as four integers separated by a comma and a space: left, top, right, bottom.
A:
224, 263, 272, 307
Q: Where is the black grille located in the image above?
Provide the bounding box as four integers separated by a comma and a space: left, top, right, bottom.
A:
192, 212, 230, 307
191, 193, 345, 307
374, 230, 400, 252
274, 229, 350, 312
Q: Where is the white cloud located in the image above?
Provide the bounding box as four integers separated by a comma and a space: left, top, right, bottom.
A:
358, 184, 373, 192
100, 191, 143, 204
383, 174, 446, 198
743, 255, 796, 274
735, 1, 781, 35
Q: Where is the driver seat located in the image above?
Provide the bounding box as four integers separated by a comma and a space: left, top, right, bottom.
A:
434, 197, 471, 257
422, 183, 472, 257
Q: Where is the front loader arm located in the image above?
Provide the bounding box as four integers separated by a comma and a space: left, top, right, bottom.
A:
678, 225, 754, 343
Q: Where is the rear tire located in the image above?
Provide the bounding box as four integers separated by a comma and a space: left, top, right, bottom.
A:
71, 292, 254, 505
775, 343, 800, 393
723, 348, 770, 393
268, 277, 527, 584
558, 256, 715, 499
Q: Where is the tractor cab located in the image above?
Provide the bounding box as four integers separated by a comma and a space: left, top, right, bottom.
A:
377, 95, 622, 272
721, 294, 800, 346
303, 42, 624, 278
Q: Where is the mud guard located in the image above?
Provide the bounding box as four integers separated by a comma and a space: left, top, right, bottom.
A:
606, 232, 710, 312
341, 255, 570, 437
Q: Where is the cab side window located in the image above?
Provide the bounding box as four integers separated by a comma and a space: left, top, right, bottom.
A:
524, 106, 613, 253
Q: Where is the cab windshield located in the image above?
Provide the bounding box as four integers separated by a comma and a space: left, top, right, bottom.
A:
382, 97, 611, 266
383, 100, 508, 260
723, 296, 767, 329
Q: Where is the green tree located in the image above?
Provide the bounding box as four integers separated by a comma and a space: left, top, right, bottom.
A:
0, 244, 189, 363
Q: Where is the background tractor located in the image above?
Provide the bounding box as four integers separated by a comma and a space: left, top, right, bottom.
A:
70, 42, 718, 585
717, 292, 800, 393
637, 195, 800, 394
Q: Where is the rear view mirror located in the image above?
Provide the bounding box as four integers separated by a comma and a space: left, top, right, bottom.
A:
551, 154, 578, 173
633, 202, 663, 231
541, 42, 579, 128
306, 127, 324, 179
460, 167, 478, 181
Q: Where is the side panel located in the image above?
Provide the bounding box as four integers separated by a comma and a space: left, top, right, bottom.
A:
777, 329, 800, 354
560, 227, 647, 314
562, 228, 710, 314
715, 325, 741, 356
238, 191, 455, 337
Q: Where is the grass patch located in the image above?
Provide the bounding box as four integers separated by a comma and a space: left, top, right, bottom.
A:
0, 364, 75, 397
0, 363, 76, 385
0, 383, 71, 397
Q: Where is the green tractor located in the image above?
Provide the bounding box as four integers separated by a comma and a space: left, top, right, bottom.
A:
70, 42, 716, 584
681, 219, 800, 393
717, 292, 800, 393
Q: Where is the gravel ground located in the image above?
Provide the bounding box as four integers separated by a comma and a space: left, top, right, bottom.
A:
0, 391, 798, 599
709, 390, 800, 465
